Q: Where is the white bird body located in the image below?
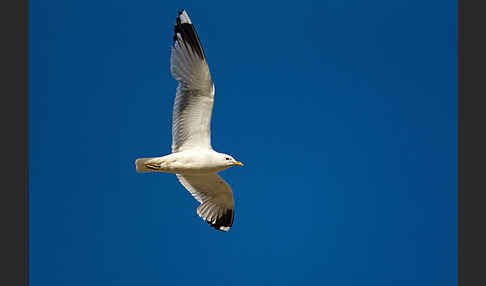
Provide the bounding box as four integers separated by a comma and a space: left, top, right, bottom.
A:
135, 10, 242, 232
135, 149, 236, 175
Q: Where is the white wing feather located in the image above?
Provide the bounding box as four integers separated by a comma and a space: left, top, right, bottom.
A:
176, 174, 235, 232
170, 10, 214, 152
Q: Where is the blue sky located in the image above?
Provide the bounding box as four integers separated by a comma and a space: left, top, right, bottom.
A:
30, 0, 457, 285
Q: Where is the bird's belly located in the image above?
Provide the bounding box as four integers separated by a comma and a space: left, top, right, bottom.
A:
161, 163, 225, 175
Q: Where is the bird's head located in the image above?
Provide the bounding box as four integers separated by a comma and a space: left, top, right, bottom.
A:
220, 153, 244, 168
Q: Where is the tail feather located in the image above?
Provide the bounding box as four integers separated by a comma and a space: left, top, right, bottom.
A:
135, 158, 156, 173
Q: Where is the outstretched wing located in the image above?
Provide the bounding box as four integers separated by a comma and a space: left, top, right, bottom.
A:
176, 173, 235, 232
170, 10, 214, 153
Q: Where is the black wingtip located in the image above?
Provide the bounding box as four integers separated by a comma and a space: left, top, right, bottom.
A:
206, 209, 234, 232
172, 10, 206, 60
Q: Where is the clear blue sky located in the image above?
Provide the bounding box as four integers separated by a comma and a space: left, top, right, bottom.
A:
30, 1, 457, 285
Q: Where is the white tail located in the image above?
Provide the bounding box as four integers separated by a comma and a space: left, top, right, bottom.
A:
135, 157, 157, 173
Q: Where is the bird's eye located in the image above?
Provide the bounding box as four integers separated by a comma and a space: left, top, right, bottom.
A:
226, 158, 230, 160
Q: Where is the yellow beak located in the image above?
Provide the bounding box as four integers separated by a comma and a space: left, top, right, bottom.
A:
233, 161, 244, 166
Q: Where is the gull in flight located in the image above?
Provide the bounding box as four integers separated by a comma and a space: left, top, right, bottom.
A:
135, 9, 243, 232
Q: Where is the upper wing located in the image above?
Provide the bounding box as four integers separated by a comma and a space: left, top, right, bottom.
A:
176, 173, 235, 232
170, 10, 214, 152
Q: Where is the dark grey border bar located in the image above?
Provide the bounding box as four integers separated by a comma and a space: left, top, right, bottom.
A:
0, 0, 29, 285
461, 0, 486, 285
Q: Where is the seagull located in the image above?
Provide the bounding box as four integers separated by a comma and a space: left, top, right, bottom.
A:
135, 9, 243, 232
